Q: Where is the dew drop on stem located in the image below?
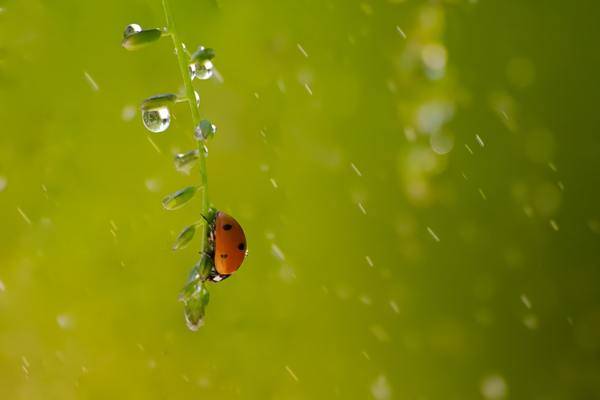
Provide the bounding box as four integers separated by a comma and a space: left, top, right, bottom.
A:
194, 120, 217, 141
189, 59, 214, 80
142, 107, 170, 133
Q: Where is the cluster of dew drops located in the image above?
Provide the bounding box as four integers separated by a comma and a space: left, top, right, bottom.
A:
122, 24, 217, 140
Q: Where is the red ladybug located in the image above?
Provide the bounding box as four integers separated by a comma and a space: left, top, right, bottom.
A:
207, 211, 247, 282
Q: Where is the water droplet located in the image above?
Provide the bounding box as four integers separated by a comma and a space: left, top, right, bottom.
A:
189, 59, 214, 80
194, 120, 217, 141
174, 149, 200, 174
181, 281, 210, 331
161, 186, 198, 210
142, 107, 170, 133
172, 224, 198, 250
123, 23, 142, 38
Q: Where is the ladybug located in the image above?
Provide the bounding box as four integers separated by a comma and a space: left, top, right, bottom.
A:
205, 210, 247, 282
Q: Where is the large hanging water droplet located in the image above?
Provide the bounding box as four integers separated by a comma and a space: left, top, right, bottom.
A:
181, 280, 210, 331
142, 107, 170, 133
174, 149, 200, 174
194, 120, 217, 141
189, 59, 214, 80
161, 186, 197, 210
123, 23, 142, 38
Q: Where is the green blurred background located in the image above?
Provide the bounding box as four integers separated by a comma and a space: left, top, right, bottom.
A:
1, 0, 600, 398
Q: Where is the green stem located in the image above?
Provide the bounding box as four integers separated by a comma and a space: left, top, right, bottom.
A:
162, 0, 210, 264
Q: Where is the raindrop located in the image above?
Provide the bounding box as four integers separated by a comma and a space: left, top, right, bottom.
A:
172, 224, 198, 250
427, 226, 440, 242
271, 243, 285, 261
174, 149, 200, 175
285, 365, 299, 382
162, 186, 198, 210
181, 282, 210, 331
194, 120, 217, 141
142, 107, 170, 133
123, 23, 142, 38
189, 59, 214, 80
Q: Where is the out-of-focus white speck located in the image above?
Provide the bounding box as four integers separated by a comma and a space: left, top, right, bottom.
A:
557, 181, 565, 191
271, 243, 285, 261
427, 226, 440, 242
84, 71, 99, 91
259, 164, 270, 172
253, 92, 260, 99
285, 365, 299, 382
270, 178, 279, 189
389, 300, 400, 314
396, 25, 407, 39
297, 43, 309, 58
520, 294, 532, 309
304, 83, 313, 95
404, 127, 417, 142
0, 176, 7, 192
371, 375, 391, 400
146, 137, 161, 154
358, 202, 367, 215
461, 172, 469, 180
365, 256, 374, 267
0, 279, 5, 292
17, 207, 32, 225
350, 162, 362, 177
277, 79, 286, 93
548, 162, 557, 172
56, 313, 74, 330
121, 105, 136, 121
523, 313, 538, 330
145, 178, 161, 193
465, 144, 474, 154
476, 134, 485, 147
359, 294, 372, 305
481, 374, 507, 400
279, 264, 296, 283
369, 325, 390, 342
550, 219, 559, 231
362, 350, 370, 360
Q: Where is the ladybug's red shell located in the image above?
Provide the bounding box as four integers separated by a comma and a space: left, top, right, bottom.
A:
213, 212, 247, 276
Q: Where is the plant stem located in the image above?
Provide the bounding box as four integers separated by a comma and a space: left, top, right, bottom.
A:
162, 0, 210, 264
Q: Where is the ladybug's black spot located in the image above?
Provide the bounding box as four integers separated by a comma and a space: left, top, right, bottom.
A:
238, 242, 246, 251
220, 253, 228, 259
223, 224, 233, 231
